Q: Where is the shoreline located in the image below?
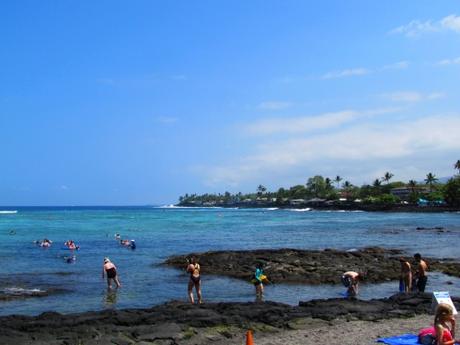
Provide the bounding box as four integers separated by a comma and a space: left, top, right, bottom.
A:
165, 247, 460, 284
1, 293, 456, 345
177, 202, 460, 212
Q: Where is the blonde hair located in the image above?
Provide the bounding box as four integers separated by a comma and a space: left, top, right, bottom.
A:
434, 303, 453, 325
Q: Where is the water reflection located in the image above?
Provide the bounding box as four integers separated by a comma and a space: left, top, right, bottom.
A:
104, 288, 118, 308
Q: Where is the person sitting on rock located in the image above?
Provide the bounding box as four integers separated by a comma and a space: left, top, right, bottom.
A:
341, 271, 363, 297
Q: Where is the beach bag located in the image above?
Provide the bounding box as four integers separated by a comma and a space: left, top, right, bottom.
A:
418, 327, 436, 345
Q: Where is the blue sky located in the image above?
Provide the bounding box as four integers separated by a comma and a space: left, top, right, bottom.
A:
1, 1, 460, 205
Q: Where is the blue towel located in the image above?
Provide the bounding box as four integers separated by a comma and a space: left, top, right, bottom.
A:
377, 334, 419, 345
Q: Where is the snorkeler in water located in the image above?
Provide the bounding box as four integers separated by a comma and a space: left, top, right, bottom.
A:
35, 238, 53, 248
63, 255, 76, 264
64, 240, 80, 250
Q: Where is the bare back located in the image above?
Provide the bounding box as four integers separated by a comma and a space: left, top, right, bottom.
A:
343, 271, 359, 279
418, 260, 427, 277
401, 261, 411, 275
104, 262, 116, 271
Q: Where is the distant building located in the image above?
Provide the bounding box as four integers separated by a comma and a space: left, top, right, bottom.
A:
289, 199, 306, 206
391, 187, 429, 200
305, 198, 326, 206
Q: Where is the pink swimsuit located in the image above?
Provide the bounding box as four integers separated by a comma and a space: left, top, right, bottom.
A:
419, 326, 453, 343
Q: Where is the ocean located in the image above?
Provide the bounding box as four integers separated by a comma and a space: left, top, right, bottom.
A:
0, 206, 459, 316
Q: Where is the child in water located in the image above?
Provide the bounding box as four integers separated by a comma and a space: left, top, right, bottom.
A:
419, 303, 459, 345
254, 262, 265, 301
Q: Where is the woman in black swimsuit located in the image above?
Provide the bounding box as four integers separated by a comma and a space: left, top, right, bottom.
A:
186, 257, 202, 304
102, 257, 121, 289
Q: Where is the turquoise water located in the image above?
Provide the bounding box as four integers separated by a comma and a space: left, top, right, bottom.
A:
0, 206, 459, 316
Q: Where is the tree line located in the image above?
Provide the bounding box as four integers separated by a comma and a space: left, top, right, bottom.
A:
178, 160, 460, 207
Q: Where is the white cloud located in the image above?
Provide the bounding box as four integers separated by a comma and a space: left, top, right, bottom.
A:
381, 91, 445, 103
155, 116, 178, 124
321, 68, 370, 80
438, 57, 460, 65
199, 114, 460, 187
390, 20, 438, 37
244, 108, 399, 136
382, 91, 422, 103
246, 111, 357, 135
257, 101, 292, 110
382, 61, 410, 70
390, 14, 460, 37
427, 92, 446, 100
441, 14, 460, 32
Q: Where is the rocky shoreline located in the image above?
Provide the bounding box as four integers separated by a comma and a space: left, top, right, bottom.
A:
165, 247, 460, 285
2, 247, 460, 344
177, 202, 460, 213
1, 293, 458, 345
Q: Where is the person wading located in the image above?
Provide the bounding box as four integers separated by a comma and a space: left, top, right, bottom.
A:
186, 257, 202, 304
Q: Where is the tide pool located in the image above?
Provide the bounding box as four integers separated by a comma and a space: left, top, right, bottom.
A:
0, 206, 459, 316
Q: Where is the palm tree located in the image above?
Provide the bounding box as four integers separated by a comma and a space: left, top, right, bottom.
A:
383, 171, 394, 184
408, 180, 417, 193
325, 177, 332, 191
424, 173, 438, 192
256, 185, 267, 196
335, 176, 342, 189
455, 160, 460, 175
342, 181, 353, 200
373, 178, 382, 187
342, 181, 352, 189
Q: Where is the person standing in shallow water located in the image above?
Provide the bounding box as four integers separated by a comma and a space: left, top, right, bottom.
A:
186, 257, 202, 304
253, 262, 265, 301
102, 257, 121, 289
414, 253, 428, 292
399, 257, 412, 293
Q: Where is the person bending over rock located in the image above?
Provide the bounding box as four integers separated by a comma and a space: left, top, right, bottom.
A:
341, 271, 363, 297
102, 257, 121, 289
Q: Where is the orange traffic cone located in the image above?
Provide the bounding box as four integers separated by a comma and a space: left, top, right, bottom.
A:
246, 329, 254, 345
